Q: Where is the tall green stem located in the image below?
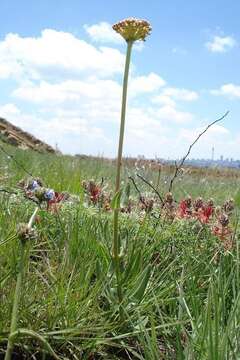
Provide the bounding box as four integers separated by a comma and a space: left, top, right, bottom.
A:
113, 40, 133, 319
5, 207, 38, 360
5, 241, 25, 360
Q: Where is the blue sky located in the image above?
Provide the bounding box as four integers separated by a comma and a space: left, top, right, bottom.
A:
0, 0, 240, 159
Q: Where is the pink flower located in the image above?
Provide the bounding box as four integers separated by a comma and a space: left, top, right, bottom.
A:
47, 191, 66, 212
177, 197, 192, 218
197, 205, 214, 224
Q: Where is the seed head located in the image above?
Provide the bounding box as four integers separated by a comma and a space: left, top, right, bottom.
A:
222, 198, 234, 214
112, 18, 151, 42
17, 223, 37, 243
194, 197, 203, 211
165, 192, 173, 204
218, 213, 229, 227
82, 180, 87, 190
207, 198, 214, 207
185, 195, 192, 207
214, 206, 221, 215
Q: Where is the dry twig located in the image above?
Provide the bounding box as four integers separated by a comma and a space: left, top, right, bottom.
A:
0, 188, 17, 195
136, 173, 164, 204
0, 142, 33, 177
128, 175, 147, 206
168, 111, 229, 192
129, 176, 141, 197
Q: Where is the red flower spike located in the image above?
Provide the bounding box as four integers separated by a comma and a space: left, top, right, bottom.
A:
47, 191, 66, 212
177, 199, 192, 218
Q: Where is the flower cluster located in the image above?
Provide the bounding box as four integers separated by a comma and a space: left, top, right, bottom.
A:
82, 180, 111, 210
82, 180, 234, 249
112, 18, 151, 42
212, 212, 233, 250
82, 180, 102, 204
176, 196, 214, 224
162, 194, 233, 248
121, 199, 134, 213
162, 192, 176, 220
161, 193, 214, 224
18, 177, 68, 211
17, 223, 37, 243
139, 195, 154, 213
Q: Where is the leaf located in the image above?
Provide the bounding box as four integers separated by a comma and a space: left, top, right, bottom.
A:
125, 183, 131, 199
134, 316, 149, 330
131, 264, 151, 303
110, 190, 122, 210
96, 259, 102, 279
123, 249, 142, 283
234, 189, 240, 208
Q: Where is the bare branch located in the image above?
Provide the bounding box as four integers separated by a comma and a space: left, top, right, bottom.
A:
128, 176, 147, 208
0, 187, 41, 206
0, 142, 33, 177
23, 194, 41, 206
128, 176, 141, 196
136, 173, 164, 204
168, 111, 229, 192
0, 188, 17, 195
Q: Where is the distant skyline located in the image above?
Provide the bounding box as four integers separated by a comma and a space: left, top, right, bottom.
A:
0, 0, 240, 159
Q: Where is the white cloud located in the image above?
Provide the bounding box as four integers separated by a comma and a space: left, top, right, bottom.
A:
152, 95, 176, 107
13, 72, 167, 104
0, 103, 109, 154
153, 87, 198, 106
0, 29, 125, 80
0, 27, 214, 158
84, 22, 144, 51
206, 35, 236, 53
124, 107, 169, 156
0, 103, 21, 118
84, 22, 123, 44
129, 72, 166, 96
211, 83, 240, 98
180, 124, 229, 143
13, 78, 122, 104
1, 98, 234, 159
173, 124, 232, 159
0, 63, 22, 79
154, 105, 193, 124
162, 88, 198, 101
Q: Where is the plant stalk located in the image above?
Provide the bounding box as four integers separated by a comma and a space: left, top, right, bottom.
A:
156, 166, 161, 190
113, 40, 133, 320
5, 207, 38, 360
4, 240, 25, 360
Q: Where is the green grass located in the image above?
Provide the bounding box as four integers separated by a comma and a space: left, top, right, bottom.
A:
1, 144, 240, 359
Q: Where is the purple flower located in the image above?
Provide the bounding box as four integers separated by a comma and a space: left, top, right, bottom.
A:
27, 180, 40, 191
44, 189, 55, 201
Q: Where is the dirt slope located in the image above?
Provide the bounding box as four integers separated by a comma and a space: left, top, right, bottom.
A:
0, 117, 58, 153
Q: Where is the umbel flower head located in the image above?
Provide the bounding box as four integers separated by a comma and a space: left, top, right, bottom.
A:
17, 223, 37, 243
112, 18, 151, 42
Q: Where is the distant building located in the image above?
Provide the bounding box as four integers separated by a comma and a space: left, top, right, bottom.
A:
160, 157, 240, 169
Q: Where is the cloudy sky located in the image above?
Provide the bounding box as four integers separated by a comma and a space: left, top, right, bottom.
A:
0, 0, 240, 159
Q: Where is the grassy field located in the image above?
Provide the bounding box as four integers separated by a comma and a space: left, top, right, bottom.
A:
1, 144, 240, 359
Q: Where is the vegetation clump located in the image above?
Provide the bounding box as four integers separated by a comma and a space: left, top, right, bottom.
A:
0, 17, 239, 360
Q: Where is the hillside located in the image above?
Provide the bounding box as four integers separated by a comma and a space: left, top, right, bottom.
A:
0, 117, 58, 154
